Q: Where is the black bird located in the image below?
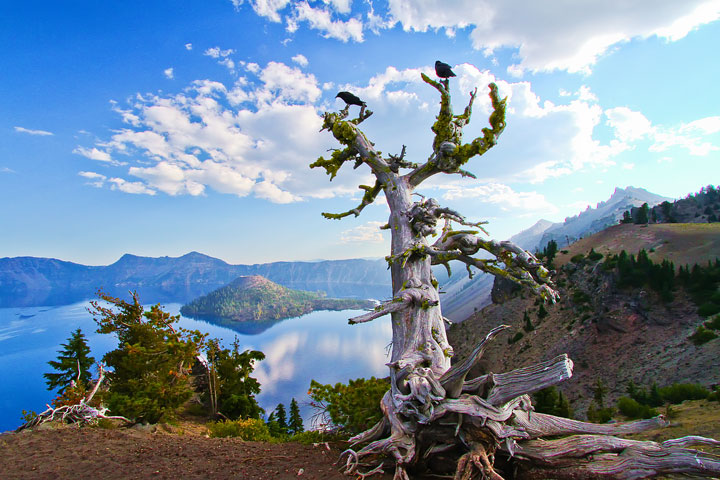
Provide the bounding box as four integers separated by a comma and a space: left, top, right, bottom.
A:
336, 91, 366, 108
435, 60, 456, 79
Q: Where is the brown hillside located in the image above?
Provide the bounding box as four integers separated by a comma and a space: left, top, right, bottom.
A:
448, 224, 720, 420
554, 223, 720, 269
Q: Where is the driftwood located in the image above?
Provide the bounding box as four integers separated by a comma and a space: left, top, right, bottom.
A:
15, 363, 130, 432
312, 70, 720, 478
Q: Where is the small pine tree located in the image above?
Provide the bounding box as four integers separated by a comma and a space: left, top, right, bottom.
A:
44, 328, 95, 394
621, 210, 633, 224
634, 203, 649, 224
289, 398, 304, 435
537, 303, 548, 320
274, 403, 289, 435
91, 291, 206, 423
593, 379, 608, 408
523, 310, 534, 332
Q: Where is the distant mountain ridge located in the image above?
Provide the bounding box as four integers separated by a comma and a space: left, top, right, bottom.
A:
536, 186, 672, 251
440, 186, 672, 322
0, 252, 391, 307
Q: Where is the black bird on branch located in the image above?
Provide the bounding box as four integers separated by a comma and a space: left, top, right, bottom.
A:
336, 91, 367, 117
435, 60, 456, 88
435, 60, 456, 78
336, 91, 366, 108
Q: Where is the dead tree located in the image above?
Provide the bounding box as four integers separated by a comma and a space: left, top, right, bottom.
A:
311, 74, 720, 479
15, 363, 130, 432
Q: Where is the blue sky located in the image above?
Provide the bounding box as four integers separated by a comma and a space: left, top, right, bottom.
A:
2, 0, 719, 266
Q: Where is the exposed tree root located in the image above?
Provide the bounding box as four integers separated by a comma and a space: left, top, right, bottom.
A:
337, 330, 720, 479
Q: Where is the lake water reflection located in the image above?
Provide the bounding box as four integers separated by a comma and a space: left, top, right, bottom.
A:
0, 302, 393, 432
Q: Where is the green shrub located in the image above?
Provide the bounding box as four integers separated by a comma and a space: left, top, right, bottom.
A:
570, 254, 585, 263
706, 315, 720, 330
508, 331, 524, 344
617, 397, 658, 419
572, 289, 591, 304
208, 418, 273, 441
308, 377, 388, 435
587, 249, 603, 261
586, 402, 614, 423
658, 383, 709, 404
289, 430, 343, 444
690, 325, 718, 345
698, 302, 720, 317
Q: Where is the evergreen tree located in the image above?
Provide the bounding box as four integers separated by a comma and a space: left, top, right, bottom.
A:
90, 291, 206, 423
543, 240, 558, 267
275, 403, 288, 434
621, 210, 633, 224
593, 379, 608, 408
289, 398, 304, 435
205, 338, 265, 420
635, 203, 649, 224
44, 328, 95, 394
522, 310, 534, 332
537, 303, 548, 320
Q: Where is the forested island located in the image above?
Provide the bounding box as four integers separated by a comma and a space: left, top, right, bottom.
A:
180, 275, 375, 323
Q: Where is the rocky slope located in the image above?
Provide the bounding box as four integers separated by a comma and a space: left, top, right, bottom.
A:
447, 223, 720, 419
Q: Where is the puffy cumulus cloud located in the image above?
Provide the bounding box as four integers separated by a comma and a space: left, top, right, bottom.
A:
291, 53, 309, 67
163, 67, 174, 79
340, 221, 387, 243
387, 0, 720, 73
14, 126, 53, 136
291, 1, 364, 42
605, 107, 653, 142
322, 0, 352, 14
76, 61, 370, 202
257, 61, 321, 104
442, 183, 558, 215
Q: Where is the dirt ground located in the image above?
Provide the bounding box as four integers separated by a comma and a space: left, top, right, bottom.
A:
0, 424, 395, 480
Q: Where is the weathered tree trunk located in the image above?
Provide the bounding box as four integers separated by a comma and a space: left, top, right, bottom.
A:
311, 73, 720, 479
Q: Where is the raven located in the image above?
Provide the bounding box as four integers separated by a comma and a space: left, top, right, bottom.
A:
435, 60, 456, 79
336, 91, 366, 107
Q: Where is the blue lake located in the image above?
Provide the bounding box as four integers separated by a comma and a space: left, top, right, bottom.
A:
0, 302, 393, 432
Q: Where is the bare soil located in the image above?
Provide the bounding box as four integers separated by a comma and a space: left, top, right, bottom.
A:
0, 423, 394, 480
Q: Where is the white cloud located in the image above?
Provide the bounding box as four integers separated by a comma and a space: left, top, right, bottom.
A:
292, 2, 364, 42
81, 60, 367, 200
291, 53, 309, 66
184, 43, 193, 50
164, 67, 174, 79
322, 0, 351, 14
108, 177, 156, 195
1, 167, 16, 173
442, 183, 558, 214
386, 0, 720, 73
606, 108, 719, 156
204, 47, 234, 58
73, 146, 123, 165
14, 126, 53, 136
340, 221, 387, 243
248, 0, 291, 22
605, 107, 653, 142
78, 171, 107, 188
258, 61, 321, 104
